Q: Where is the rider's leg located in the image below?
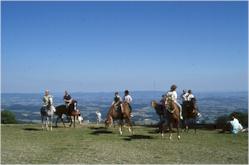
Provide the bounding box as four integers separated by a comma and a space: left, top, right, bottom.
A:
176, 102, 183, 120
128, 103, 133, 117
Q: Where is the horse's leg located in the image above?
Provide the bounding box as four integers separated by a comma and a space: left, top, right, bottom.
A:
169, 121, 173, 140
60, 116, 66, 127
160, 120, 164, 138
177, 120, 180, 140
55, 116, 59, 127
118, 120, 123, 135
194, 118, 197, 134
74, 116, 76, 128
69, 116, 73, 127
127, 118, 133, 135
186, 119, 189, 133
46, 117, 49, 131
41, 116, 44, 130
50, 116, 53, 131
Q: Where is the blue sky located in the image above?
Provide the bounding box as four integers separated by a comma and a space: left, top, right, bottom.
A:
1, 1, 248, 93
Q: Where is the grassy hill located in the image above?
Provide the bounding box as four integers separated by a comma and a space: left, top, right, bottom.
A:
1, 124, 248, 164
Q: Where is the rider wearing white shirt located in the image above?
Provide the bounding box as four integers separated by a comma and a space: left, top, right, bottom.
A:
42, 90, 55, 112
166, 85, 183, 120
180, 90, 188, 104
43, 90, 53, 108
186, 90, 195, 101
123, 90, 133, 116
229, 114, 243, 134
124, 94, 132, 104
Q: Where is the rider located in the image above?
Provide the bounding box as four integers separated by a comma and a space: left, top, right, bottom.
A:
186, 89, 195, 101
42, 90, 53, 110
112, 91, 122, 111
63, 90, 72, 108
186, 89, 201, 117
180, 90, 188, 104
123, 90, 133, 116
166, 84, 183, 120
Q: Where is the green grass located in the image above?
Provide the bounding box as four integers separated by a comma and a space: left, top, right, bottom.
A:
1, 124, 248, 164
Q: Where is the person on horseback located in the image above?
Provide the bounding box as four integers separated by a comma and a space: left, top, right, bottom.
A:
186, 90, 195, 101
180, 90, 188, 104
112, 91, 122, 112
166, 84, 183, 120
123, 90, 133, 117
42, 90, 53, 110
63, 90, 72, 108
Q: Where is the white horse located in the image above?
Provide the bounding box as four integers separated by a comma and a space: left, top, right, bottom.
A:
40, 97, 55, 131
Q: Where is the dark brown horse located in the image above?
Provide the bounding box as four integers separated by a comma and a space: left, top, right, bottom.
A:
182, 98, 198, 133
105, 102, 133, 135
55, 100, 81, 128
151, 100, 167, 133
164, 96, 181, 140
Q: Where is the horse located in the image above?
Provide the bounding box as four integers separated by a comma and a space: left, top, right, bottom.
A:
182, 98, 198, 133
54, 100, 81, 128
105, 102, 133, 135
40, 97, 55, 131
164, 96, 181, 140
151, 100, 168, 134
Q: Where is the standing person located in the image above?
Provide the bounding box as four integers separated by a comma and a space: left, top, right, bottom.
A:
96, 110, 102, 125
225, 113, 243, 134
123, 90, 133, 116
111, 91, 122, 111
78, 114, 83, 124
63, 90, 72, 108
230, 114, 243, 134
42, 90, 53, 110
166, 84, 183, 120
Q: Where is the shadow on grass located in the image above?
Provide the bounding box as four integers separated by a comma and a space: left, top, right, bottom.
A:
123, 134, 154, 141
89, 126, 106, 130
23, 128, 42, 131
90, 129, 113, 135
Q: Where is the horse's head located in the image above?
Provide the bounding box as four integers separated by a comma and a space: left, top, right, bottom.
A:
105, 117, 112, 128
190, 98, 196, 104
151, 100, 157, 108
69, 100, 78, 111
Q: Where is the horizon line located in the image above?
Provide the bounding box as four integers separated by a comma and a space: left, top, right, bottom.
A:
1, 90, 248, 94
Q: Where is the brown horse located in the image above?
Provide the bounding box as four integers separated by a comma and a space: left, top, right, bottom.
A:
151, 100, 167, 133
55, 100, 81, 128
182, 98, 198, 133
105, 102, 133, 135
164, 96, 181, 140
